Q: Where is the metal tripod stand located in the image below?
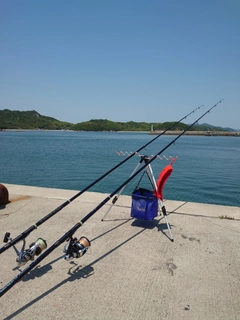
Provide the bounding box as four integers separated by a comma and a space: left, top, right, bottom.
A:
101, 155, 174, 241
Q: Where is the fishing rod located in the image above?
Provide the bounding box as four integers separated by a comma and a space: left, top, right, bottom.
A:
0, 99, 223, 297
0, 105, 202, 260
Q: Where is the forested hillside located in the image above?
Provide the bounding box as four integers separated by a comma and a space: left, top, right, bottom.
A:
0, 109, 231, 132
0, 109, 71, 130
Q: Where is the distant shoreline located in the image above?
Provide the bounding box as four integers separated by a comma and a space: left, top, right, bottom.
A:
149, 130, 240, 136
1, 128, 240, 136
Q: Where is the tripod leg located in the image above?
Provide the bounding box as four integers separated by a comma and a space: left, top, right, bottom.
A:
101, 195, 118, 221
160, 201, 174, 242
146, 162, 174, 242
157, 201, 162, 216
145, 163, 157, 191
101, 161, 143, 221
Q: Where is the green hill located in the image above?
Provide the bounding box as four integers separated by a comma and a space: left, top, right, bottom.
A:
0, 109, 72, 130
0, 109, 233, 132
72, 119, 153, 131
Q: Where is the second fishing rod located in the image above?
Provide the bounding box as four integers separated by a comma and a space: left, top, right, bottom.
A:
0, 105, 201, 258
0, 99, 223, 297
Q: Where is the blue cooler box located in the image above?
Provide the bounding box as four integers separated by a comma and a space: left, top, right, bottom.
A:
131, 188, 158, 220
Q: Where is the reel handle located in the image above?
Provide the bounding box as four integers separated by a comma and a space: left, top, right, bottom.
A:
3, 232, 11, 243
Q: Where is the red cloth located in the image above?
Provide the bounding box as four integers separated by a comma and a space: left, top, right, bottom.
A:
154, 165, 173, 200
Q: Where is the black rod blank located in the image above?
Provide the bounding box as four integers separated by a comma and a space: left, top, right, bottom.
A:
0, 105, 201, 254
0, 99, 223, 297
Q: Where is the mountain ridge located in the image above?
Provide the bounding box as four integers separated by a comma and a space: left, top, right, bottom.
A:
0, 109, 237, 132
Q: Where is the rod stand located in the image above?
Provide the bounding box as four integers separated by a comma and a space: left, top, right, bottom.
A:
102, 155, 174, 241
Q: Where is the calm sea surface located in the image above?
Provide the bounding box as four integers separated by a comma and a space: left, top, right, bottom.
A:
0, 130, 239, 207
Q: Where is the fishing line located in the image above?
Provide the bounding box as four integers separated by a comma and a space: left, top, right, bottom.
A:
0, 105, 201, 255
0, 99, 223, 297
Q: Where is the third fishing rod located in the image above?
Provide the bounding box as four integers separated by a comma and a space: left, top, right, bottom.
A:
0, 105, 201, 258
0, 99, 223, 297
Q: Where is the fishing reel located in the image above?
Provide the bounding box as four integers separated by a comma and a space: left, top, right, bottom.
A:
4, 232, 47, 267
63, 236, 91, 261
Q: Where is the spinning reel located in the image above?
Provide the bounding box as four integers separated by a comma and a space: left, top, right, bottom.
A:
3, 232, 47, 267
63, 236, 91, 261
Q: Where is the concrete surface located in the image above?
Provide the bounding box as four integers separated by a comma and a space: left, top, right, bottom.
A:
149, 130, 240, 136
0, 183, 240, 320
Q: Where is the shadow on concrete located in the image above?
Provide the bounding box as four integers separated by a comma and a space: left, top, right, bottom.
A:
10, 219, 133, 283
3, 202, 191, 318
21, 255, 65, 282
131, 218, 174, 242
5, 227, 145, 320
167, 201, 188, 214
92, 218, 132, 242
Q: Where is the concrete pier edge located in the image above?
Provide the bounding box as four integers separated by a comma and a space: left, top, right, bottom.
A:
0, 183, 240, 320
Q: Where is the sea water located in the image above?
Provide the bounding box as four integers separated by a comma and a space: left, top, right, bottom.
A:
0, 130, 239, 207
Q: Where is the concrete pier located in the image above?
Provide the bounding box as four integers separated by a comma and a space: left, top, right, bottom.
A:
0, 184, 240, 320
149, 130, 240, 136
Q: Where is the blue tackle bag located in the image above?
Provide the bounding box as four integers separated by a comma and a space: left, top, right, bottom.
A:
131, 188, 158, 220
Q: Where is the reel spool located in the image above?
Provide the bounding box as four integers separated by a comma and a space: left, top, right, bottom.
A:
3, 233, 47, 267
16, 238, 47, 266
64, 236, 91, 261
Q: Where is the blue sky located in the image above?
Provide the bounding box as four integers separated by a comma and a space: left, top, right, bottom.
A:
1, 0, 239, 129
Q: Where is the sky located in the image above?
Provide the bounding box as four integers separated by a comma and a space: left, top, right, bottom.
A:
1, 0, 239, 129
